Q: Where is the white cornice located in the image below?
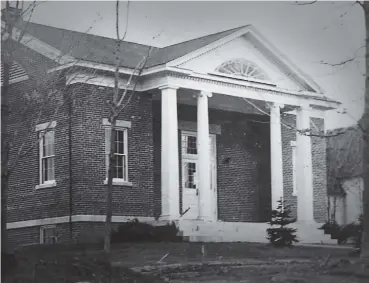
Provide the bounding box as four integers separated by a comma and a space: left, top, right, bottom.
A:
65, 70, 339, 110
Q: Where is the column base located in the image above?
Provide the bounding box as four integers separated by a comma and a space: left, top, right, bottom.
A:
159, 214, 180, 222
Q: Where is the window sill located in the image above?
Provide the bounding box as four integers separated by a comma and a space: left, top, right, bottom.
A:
35, 181, 57, 190
104, 179, 132, 187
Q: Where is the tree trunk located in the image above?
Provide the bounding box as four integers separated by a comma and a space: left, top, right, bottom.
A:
104, 122, 116, 253
360, 1, 369, 260
1, 60, 10, 253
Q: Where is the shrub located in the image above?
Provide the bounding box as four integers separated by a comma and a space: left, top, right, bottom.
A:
266, 197, 299, 247
110, 218, 182, 243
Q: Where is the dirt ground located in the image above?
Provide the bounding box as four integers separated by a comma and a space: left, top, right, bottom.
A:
4, 242, 369, 283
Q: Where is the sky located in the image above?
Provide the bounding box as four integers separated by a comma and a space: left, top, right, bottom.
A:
9, 0, 366, 130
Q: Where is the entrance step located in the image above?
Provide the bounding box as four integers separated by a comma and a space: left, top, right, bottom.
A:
176, 220, 337, 245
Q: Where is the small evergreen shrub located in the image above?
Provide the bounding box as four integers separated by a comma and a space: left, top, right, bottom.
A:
111, 218, 182, 243
266, 197, 299, 247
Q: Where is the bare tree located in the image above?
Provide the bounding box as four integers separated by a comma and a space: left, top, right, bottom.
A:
103, 0, 154, 253
1, 0, 102, 252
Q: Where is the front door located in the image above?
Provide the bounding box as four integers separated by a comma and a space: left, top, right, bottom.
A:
181, 131, 217, 220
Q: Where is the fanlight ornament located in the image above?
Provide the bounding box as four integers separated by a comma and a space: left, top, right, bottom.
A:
216, 59, 270, 81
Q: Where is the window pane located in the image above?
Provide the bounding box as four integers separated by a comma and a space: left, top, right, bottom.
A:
184, 162, 196, 189
112, 155, 125, 180
42, 157, 55, 182
42, 131, 54, 156
182, 135, 197, 155
113, 130, 125, 154
117, 130, 124, 142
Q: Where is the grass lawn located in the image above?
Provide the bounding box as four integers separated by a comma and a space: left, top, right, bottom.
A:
3, 242, 369, 283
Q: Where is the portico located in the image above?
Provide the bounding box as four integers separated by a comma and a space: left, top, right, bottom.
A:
156, 73, 333, 224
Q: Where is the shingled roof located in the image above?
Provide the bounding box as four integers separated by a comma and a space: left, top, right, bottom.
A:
326, 125, 363, 195
21, 22, 247, 68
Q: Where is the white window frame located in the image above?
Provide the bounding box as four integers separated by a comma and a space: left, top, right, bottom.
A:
291, 140, 297, 196
103, 118, 132, 186
35, 121, 57, 189
40, 225, 57, 244
181, 131, 199, 190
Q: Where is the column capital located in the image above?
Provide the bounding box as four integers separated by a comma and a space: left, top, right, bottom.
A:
197, 91, 213, 98
268, 102, 284, 109
298, 103, 313, 111
159, 85, 179, 90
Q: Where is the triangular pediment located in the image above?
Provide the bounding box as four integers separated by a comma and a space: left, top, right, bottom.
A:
167, 26, 323, 93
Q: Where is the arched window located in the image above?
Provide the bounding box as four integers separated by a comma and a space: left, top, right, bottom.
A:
216, 59, 269, 81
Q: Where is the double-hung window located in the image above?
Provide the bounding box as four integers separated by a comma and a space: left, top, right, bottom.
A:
103, 119, 131, 185
36, 121, 57, 189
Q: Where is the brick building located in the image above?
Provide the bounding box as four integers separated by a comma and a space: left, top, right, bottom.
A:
3, 14, 341, 247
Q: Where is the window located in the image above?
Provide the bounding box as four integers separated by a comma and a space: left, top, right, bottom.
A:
291, 141, 297, 196
103, 119, 131, 185
36, 121, 57, 189
181, 132, 199, 190
40, 225, 57, 244
215, 59, 270, 81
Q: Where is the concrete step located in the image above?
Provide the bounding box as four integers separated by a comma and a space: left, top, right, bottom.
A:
177, 220, 338, 245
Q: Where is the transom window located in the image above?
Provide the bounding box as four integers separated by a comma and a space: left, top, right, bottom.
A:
182, 135, 197, 155
216, 59, 269, 81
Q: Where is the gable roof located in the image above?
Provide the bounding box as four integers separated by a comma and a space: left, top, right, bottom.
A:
326, 125, 363, 195
8, 20, 325, 94
20, 22, 247, 69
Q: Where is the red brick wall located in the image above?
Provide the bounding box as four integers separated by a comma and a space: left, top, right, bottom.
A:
153, 102, 271, 222
68, 83, 155, 217
281, 113, 327, 223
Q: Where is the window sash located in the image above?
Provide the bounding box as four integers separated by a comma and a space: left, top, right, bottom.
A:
105, 127, 128, 181
40, 225, 56, 244
39, 130, 55, 184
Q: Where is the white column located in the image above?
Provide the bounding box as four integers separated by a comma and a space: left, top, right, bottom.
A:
270, 103, 284, 210
197, 91, 212, 221
160, 86, 180, 221
296, 105, 314, 223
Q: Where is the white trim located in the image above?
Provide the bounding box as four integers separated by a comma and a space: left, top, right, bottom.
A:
65, 71, 339, 110
178, 120, 221, 135
35, 180, 57, 190
40, 225, 56, 244
38, 127, 56, 186
165, 25, 323, 93
164, 74, 339, 110
167, 26, 253, 67
104, 178, 133, 186
104, 122, 129, 182
285, 109, 325, 119
66, 72, 138, 90
35, 121, 57, 132
6, 215, 156, 229
102, 118, 131, 128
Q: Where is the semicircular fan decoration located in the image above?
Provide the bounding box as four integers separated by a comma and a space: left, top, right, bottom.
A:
216, 59, 270, 81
